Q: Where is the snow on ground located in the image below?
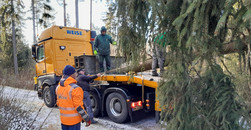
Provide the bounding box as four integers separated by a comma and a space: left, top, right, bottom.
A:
0, 86, 162, 130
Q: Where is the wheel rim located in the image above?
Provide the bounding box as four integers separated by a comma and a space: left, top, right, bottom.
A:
109, 97, 122, 117
44, 88, 51, 104
90, 95, 97, 112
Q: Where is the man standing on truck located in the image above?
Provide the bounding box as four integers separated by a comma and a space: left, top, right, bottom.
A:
56, 65, 91, 130
152, 33, 167, 76
94, 26, 116, 73
76, 68, 101, 124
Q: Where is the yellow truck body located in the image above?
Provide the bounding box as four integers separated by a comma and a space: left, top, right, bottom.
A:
32, 26, 161, 123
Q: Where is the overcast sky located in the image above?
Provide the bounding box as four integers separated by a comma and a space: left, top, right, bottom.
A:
23, 0, 108, 46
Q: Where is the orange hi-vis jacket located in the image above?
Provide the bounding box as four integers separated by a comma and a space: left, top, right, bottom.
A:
56, 76, 86, 125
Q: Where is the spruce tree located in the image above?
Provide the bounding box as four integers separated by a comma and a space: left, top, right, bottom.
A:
105, 0, 251, 129
36, 0, 55, 28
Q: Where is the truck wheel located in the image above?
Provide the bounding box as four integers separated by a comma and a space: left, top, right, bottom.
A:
89, 92, 100, 117
106, 92, 129, 123
43, 86, 56, 107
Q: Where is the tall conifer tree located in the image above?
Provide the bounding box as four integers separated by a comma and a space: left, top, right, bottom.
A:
105, 0, 251, 129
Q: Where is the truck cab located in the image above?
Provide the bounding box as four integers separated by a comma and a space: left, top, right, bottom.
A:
32, 25, 96, 107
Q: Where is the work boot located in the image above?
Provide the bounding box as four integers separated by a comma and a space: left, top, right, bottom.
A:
152, 71, 158, 76
91, 119, 97, 124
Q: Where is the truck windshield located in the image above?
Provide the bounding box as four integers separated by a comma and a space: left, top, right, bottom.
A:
37, 45, 44, 61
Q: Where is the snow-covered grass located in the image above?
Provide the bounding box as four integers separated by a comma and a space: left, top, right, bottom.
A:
0, 86, 37, 129
0, 85, 54, 129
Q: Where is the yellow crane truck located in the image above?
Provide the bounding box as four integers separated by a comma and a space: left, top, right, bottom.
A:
32, 26, 161, 123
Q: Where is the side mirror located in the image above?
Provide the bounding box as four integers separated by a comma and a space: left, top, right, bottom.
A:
31, 45, 37, 61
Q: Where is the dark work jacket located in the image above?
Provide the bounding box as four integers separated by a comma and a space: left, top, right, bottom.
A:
94, 34, 113, 55
76, 74, 98, 91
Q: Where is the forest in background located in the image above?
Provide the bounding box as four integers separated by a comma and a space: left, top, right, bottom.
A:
0, 0, 250, 129
0, 0, 55, 89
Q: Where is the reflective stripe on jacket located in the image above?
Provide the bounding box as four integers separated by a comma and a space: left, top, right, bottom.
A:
56, 76, 85, 125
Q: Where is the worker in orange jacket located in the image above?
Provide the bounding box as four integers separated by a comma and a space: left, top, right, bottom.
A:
56, 65, 91, 130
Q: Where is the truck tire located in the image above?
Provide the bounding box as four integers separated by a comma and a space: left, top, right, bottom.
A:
89, 92, 100, 117
106, 92, 129, 123
43, 86, 56, 107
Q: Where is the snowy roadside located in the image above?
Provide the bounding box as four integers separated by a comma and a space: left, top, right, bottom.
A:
0, 86, 162, 130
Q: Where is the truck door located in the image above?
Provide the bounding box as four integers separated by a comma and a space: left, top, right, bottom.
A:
36, 44, 46, 76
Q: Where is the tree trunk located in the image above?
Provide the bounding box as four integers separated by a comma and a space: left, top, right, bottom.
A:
64, 0, 66, 26
108, 42, 248, 74
90, 0, 92, 30
75, 0, 79, 28
32, 0, 36, 44
108, 59, 153, 74
108, 42, 247, 74
11, 0, 18, 76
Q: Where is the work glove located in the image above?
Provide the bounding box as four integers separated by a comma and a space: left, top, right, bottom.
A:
81, 114, 91, 127
94, 50, 98, 55
85, 120, 91, 127
112, 41, 117, 45
77, 106, 91, 126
